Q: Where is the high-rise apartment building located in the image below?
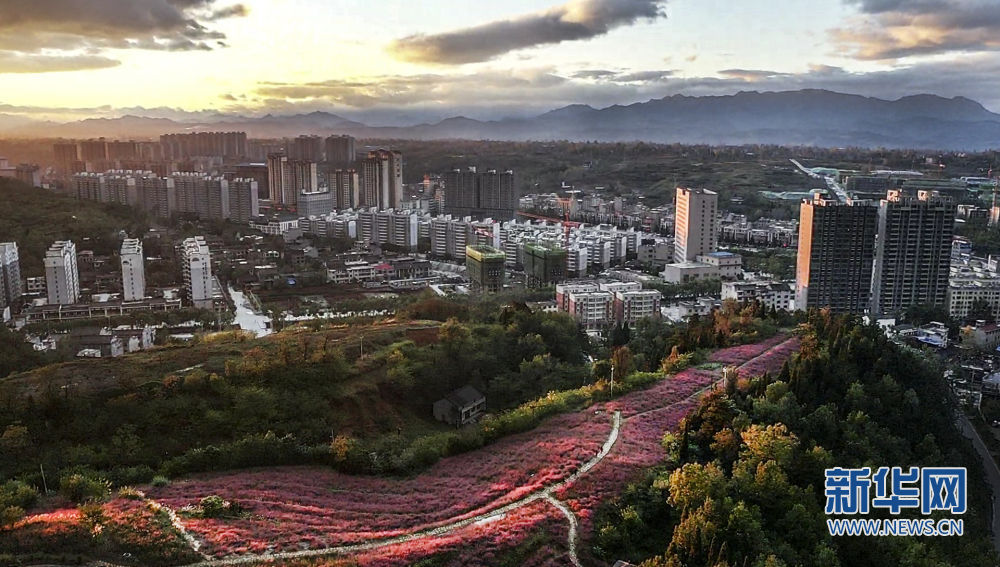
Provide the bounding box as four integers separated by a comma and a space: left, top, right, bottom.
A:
674, 187, 718, 262
229, 178, 260, 223
333, 169, 360, 210
443, 167, 517, 220
136, 174, 175, 218
0, 242, 22, 310
160, 132, 247, 160
120, 238, 145, 302
45, 240, 80, 305
267, 153, 289, 204
182, 237, 213, 309
79, 138, 108, 162
287, 160, 318, 208
53, 142, 79, 173
359, 150, 403, 209
325, 135, 356, 168
172, 173, 230, 220
795, 196, 878, 313
870, 190, 955, 316
299, 189, 334, 218
290, 135, 324, 162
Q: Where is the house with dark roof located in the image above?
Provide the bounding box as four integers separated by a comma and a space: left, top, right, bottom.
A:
433, 386, 486, 426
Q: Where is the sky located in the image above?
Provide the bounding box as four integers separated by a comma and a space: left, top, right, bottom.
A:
3, 0, 1000, 125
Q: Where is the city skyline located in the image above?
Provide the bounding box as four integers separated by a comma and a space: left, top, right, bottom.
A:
4, 0, 1000, 125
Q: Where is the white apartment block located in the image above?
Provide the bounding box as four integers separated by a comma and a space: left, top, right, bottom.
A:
120, 238, 146, 302
722, 281, 795, 311
568, 291, 615, 330
182, 237, 213, 309
615, 289, 663, 324
674, 187, 718, 262
45, 240, 80, 305
0, 242, 22, 309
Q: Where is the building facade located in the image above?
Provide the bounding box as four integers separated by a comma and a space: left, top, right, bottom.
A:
120, 238, 145, 302
0, 242, 22, 309
870, 190, 954, 316
182, 237, 213, 309
674, 187, 718, 262
443, 167, 517, 220
45, 240, 80, 305
796, 196, 878, 313
466, 245, 506, 293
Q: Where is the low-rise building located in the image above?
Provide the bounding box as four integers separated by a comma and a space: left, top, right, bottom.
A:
661, 261, 719, 284
614, 289, 662, 324
433, 386, 486, 426
568, 290, 615, 330
696, 251, 742, 280
722, 281, 795, 311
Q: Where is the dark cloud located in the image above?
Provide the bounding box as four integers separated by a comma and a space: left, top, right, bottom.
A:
835, 0, 1000, 60
388, 0, 667, 64
0, 0, 247, 74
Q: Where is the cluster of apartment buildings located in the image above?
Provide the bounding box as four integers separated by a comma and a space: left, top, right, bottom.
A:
555, 281, 662, 330
73, 171, 260, 222
0, 235, 220, 323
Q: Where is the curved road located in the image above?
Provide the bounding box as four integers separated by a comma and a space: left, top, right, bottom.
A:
957, 413, 1000, 553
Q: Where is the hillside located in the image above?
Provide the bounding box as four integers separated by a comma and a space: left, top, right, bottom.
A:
0, 178, 147, 276
0, 303, 799, 566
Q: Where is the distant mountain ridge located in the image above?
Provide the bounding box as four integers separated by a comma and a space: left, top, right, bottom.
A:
3, 89, 1000, 150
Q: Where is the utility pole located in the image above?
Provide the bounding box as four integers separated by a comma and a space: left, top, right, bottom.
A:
610, 361, 615, 397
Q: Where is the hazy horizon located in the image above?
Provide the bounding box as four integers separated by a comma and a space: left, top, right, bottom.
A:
4, 0, 1000, 126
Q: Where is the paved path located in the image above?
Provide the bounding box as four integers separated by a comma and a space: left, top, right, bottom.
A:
957, 413, 1000, 553
544, 494, 582, 567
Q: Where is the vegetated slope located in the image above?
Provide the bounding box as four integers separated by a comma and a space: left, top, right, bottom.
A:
1, 332, 801, 566
591, 315, 998, 567
0, 305, 594, 484
0, 178, 148, 275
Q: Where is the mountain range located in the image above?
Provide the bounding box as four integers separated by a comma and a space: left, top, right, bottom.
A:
2, 89, 1000, 150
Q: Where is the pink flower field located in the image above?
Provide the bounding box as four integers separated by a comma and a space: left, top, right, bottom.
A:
148, 409, 612, 556
135, 333, 800, 562
348, 501, 569, 567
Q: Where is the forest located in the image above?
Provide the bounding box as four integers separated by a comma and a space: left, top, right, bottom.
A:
592, 312, 997, 566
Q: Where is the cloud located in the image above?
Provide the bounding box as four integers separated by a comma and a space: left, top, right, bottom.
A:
236, 54, 1000, 120
0, 0, 247, 74
387, 0, 667, 64
0, 52, 121, 74
834, 0, 1000, 60
718, 69, 792, 81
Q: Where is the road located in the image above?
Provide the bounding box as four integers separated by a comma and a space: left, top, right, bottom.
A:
228, 285, 271, 337
789, 158, 848, 202
957, 413, 1000, 553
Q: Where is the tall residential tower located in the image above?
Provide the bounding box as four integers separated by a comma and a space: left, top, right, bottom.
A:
674, 188, 718, 262
120, 238, 145, 301
795, 196, 878, 313
45, 240, 80, 305
870, 190, 954, 316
